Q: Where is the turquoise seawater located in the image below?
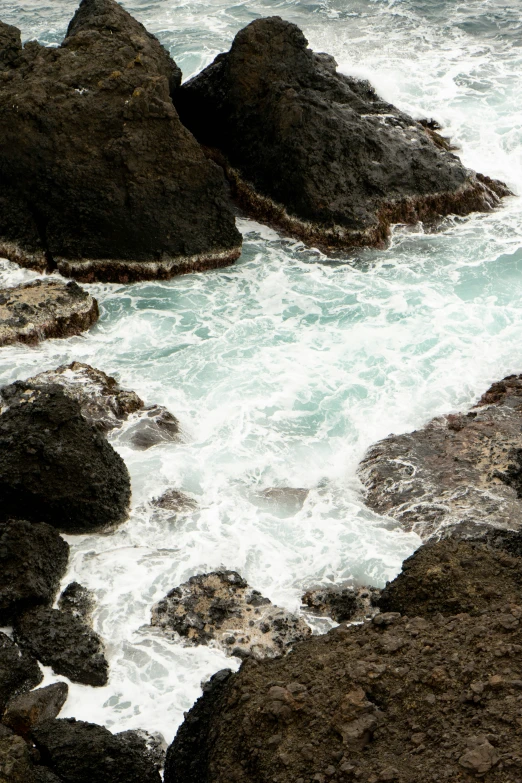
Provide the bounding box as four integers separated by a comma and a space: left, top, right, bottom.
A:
0, 0, 521, 740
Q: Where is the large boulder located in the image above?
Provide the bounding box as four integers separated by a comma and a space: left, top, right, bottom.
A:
0, 633, 42, 713
32, 718, 161, 783
0, 519, 69, 625
15, 607, 108, 687
0, 385, 130, 533
164, 541, 522, 783
2, 683, 69, 739
175, 17, 510, 252
358, 374, 522, 540
0, 280, 98, 347
151, 570, 310, 659
0, 0, 241, 283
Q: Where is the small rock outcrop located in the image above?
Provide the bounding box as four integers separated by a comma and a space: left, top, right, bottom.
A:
58, 582, 95, 622
151, 489, 198, 512
0, 280, 98, 347
151, 570, 310, 659
0, 0, 241, 282
0, 362, 181, 449
0, 385, 131, 533
301, 584, 380, 623
0, 633, 42, 712
358, 374, 522, 539
174, 17, 510, 252
15, 608, 108, 687
32, 718, 162, 783
2, 683, 69, 739
0, 519, 69, 625
164, 536, 522, 783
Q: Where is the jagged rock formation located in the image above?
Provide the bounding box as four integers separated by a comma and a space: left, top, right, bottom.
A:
174, 17, 510, 253
58, 582, 95, 622
164, 535, 522, 783
15, 607, 108, 687
0, 519, 69, 625
302, 585, 380, 623
0, 280, 98, 347
0, 362, 181, 449
151, 570, 310, 659
358, 374, 522, 540
0, 385, 131, 533
0, 0, 241, 282
2, 683, 69, 739
0, 633, 42, 712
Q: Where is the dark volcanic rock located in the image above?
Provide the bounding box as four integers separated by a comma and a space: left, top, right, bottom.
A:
151, 489, 198, 512
58, 582, 95, 622
0, 21, 22, 69
165, 540, 522, 783
32, 718, 161, 783
0, 280, 98, 347
0, 385, 130, 533
151, 570, 310, 659
0, 0, 241, 282
15, 608, 108, 687
358, 374, 522, 540
0, 733, 36, 783
302, 584, 380, 623
175, 17, 510, 252
0, 633, 42, 712
0, 519, 69, 625
116, 729, 167, 773
2, 683, 69, 739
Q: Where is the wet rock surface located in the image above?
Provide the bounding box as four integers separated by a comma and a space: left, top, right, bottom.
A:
32, 718, 162, 783
15, 608, 108, 687
58, 582, 95, 622
175, 17, 509, 252
0, 280, 98, 347
358, 374, 522, 539
2, 683, 68, 739
165, 536, 522, 783
151, 570, 311, 659
0, 519, 69, 625
302, 585, 380, 623
151, 489, 198, 512
0, 385, 131, 533
0, 0, 241, 282
0, 633, 42, 713
116, 729, 167, 773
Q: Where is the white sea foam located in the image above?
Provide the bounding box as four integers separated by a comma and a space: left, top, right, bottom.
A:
1, 0, 521, 744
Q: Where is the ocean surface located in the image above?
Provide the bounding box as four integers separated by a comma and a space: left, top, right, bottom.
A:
1, 0, 521, 744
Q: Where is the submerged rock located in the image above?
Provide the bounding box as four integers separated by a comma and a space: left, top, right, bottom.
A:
175, 17, 510, 253
358, 374, 522, 539
164, 539, 522, 783
301, 584, 380, 623
0, 519, 69, 625
2, 683, 69, 739
0, 280, 98, 347
58, 582, 95, 622
255, 487, 309, 516
0, 633, 42, 712
151, 489, 198, 512
0, 385, 131, 533
151, 570, 310, 659
32, 718, 162, 783
15, 608, 108, 687
0, 0, 241, 282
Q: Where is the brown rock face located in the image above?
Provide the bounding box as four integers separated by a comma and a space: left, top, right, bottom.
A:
358, 374, 522, 540
164, 536, 522, 783
0, 0, 241, 282
0, 280, 98, 347
175, 17, 510, 253
2, 683, 69, 739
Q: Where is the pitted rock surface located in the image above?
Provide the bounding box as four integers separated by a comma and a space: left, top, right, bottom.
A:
0, 633, 42, 712
0, 0, 241, 282
0, 519, 69, 625
302, 584, 380, 623
0, 733, 36, 783
151, 570, 311, 659
0, 385, 130, 533
358, 374, 522, 540
175, 17, 509, 252
15, 607, 108, 687
0, 280, 98, 347
58, 582, 95, 622
164, 537, 522, 783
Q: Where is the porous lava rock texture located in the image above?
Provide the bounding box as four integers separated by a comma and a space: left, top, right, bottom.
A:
151, 570, 310, 659
0, 385, 131, 533
358, 374, 522, 540
174, 17, 510, 252
0, 280, 98, 347
0, 0, 241, 282
165, 536, 522, 783
302, 585, 380, 623
2, 683, 69, 739
0, 633, 42, 712
0, 362, 182, 449
15, 608, 108, 687
58, 582, 95, 622
32, 718, 162, 783
0, 519, 69, 625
